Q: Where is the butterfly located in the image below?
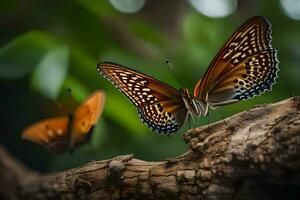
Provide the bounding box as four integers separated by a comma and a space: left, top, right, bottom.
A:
22, 90, 106, 152
97, 16, 279, 135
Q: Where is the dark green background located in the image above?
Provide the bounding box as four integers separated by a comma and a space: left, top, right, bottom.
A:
0, 0, 299, 172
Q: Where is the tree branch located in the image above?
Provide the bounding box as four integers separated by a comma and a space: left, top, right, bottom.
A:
1, 97, 300, 200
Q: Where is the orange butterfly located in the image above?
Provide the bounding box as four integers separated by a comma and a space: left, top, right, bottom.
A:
97, 16, 279, 135
22, 90, 105, 152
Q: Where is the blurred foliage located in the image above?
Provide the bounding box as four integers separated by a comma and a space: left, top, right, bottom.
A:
31, 45, 69, 99
0, 0, 299, 172
0, 31, 61, 79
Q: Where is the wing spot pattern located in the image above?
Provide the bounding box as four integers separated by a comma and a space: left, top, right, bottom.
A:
97, 65, 185, 134
232, 50, 278, 100
56, 129, 63, 135
138, 106, 179, 135
222, 23, 268, 65
209, 18, 279, 103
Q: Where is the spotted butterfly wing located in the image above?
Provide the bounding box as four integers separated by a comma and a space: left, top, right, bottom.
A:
22, 90, 105, 152
194, 16, 279, 107
22, 117, 70, 152
71, 91, 105, 147
97, 62, 187, 134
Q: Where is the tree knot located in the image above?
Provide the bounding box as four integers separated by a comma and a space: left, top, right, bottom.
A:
71, 174, 92, 198
176, 170, 196, 183
107, 159, 126, 186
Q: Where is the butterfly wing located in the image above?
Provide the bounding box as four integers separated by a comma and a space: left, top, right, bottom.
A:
194, 16, 279, 107
70, 90, 105, 147
22, 117, 70, 152
97, 62, 187, 134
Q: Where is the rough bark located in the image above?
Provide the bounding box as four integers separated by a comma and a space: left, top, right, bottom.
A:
0, 97, 300, 200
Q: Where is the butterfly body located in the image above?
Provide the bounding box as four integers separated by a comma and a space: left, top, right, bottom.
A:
179, 88, 208, 117
97, 16, 279, 135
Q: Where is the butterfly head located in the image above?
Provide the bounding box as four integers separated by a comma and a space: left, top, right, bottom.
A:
179, 88, 191, 98
179, 88, 204, 117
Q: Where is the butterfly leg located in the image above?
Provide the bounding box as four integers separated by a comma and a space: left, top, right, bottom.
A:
206, 113, 210, 129
292, 92, 300, 110
189, 113, 196, 131
165, 59, 183, 88
188, 114, 191, 130
204, 97, 211, 130
187, 113, 196, 132
217, 109, 228, 127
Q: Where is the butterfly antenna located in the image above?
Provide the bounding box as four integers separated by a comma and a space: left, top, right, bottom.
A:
66, 88, 76, 113
54, 88, 73, 110
67, 88, 73, 97
54, 101, 63, 110
165, 59, 183, 88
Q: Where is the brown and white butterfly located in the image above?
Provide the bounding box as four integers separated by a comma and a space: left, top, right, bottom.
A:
22, 90, 105, 152
97, 16, 279, 135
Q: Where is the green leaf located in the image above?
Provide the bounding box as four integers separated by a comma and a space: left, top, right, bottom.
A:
0, 31, 60, 79
31, 46, 69, 100
129, 20, 166, 46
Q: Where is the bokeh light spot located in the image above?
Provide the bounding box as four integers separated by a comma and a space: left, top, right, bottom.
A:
109, 0, 146, 13
189, 0, 237, 18
280, 0, 300, 20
